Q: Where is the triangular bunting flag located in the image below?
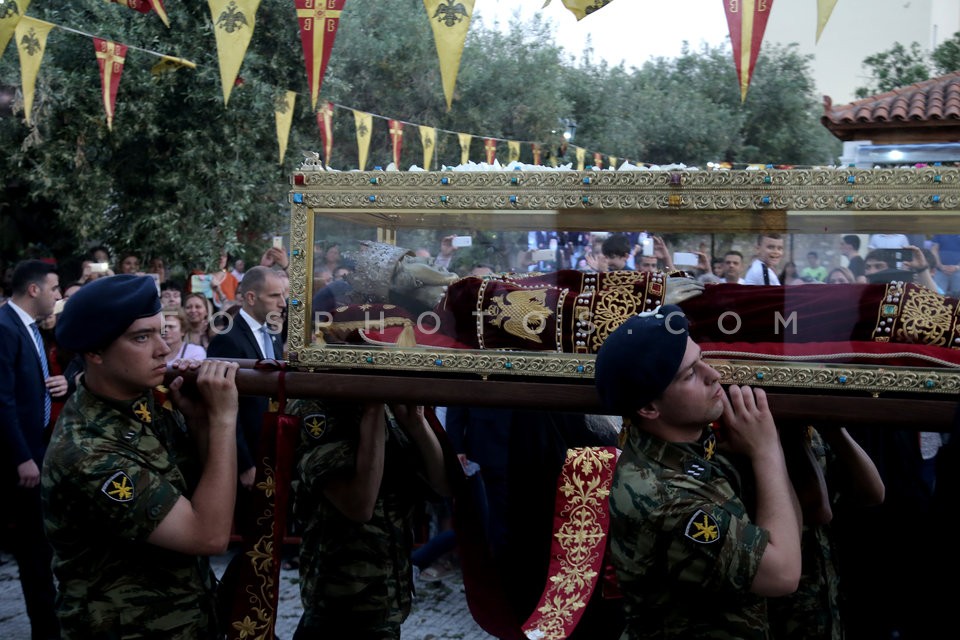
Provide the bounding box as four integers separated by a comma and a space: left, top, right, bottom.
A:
275, 90, 297, 165
353, 109, 372, 170
419, 125, 437, 171
93, 38, 129, 131
608, 155, 617, 169
388, 119, 404, 168
150, 55, 197, 76
575, 146, 585, 171
14, 16, 53, 126
208, 0, 261, 105
507, 140, 520, 164
458, 132, 471, 165
295, 0, 346, 111
532, 142, 541, 166
0, 0, 30, 59
545, 0, 616, 21
423, 0, 475, 111
592, 152, 603, 170
107, 0, 170, 28
816, 0, 838, 42
483, 138, 496, 164
317, 101, 334, 167
723, 0, 775, 102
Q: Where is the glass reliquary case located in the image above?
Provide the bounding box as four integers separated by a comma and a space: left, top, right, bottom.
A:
285, 164, 960, 423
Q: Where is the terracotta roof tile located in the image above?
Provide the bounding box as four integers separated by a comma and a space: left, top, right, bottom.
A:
822, 71, 960, 139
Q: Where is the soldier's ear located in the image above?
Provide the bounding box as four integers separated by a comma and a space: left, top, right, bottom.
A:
637, 402, 660, 421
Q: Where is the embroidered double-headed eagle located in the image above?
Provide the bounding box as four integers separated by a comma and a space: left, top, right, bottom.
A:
432, 0, 468, 27
485, 289, 554, 344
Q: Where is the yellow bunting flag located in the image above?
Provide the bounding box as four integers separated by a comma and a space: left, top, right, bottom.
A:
419, 125, 436, 171
458, 132, 471, 165
295, 0, 346, 111
353, 109, 372, 171
0, 0, 30, 59
545, 0, 615, 21
575, 146, 585, 171
816, 0, 838, 42
592, 152, 603, 170
723, 0, 775, 102
507, 140, 520, 164
608, 155, 617, 169
150, 54, 197, 76
316, 100, 334, 167
423, 0, 475, 111
532, 142, 541, 166
208, 0, 260, 105
14, 16, 52, 125
106, 0, 170, 28
388, 119, 404, 168
93, 38, 128, 131
483, 138, 496, 164
274, 90, 296, 165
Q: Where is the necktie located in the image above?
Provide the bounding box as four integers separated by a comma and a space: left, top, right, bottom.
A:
260, 325, 276, 360
30, 322, 51, 427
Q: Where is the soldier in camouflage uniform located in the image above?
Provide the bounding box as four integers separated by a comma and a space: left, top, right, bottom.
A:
41, 274, 240, 639
289, 399, 451, 639
595, 305, 803, 639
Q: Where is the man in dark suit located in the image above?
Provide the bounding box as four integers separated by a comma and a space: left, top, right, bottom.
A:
207, 265, 286, 491
0, 259, 66, 640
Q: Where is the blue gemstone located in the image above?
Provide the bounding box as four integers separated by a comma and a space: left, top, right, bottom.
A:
504, 362, 513, 369
935, 175, 943, 182
511, 176, 519, 184
583, 177, 591, 184
761, 196, 771, 204
925, 379, 935, 388
293, 193, 303, 203
366, 356, 373, 364
292, 249, 299, 256
369, 177, 378, 184
756, 372, 764, 380
763, 176, 772, 183
434, 359, 443, 366
291, 299, 299, 306
576, 365, 584, 373
838, 375, 847, 384
374, 166, 383, 170
440, 195, 448, 203
441, 177, 449, 185
368, 195, 376, 202
847, 175, 856, 183
509, 195, 517, 203
933, 195, 941, 203
582, 196, 590, 204
845, 196, 854, 203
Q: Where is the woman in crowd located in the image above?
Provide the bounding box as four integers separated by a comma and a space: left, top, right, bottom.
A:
826, 266, 856, 284
162, 306, 207, 363
183, 292, 215, 349
779, 260, 806, 285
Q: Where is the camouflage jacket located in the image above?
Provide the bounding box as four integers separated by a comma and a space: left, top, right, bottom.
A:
41, 382, 218, 639
609, 427, 770, 639
290, 399, 436, 637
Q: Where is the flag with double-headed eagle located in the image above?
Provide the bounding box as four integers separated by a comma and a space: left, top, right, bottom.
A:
13, 15, 50, 125
532, 142, 541, 166
817, 0, 837, 42
106, 0, 170, 28
275, 90, 296, 165
575, 146, 585, 171
723, 0, 775, 102
150, 54, 196, 76
458, 132, 471, 165
423, 0, 474, 111
295, 0, 346, 111
316, 100, 334, 167
545, 0, 616, 21
0, 0, 30, 59
353, 109, 372, 170
419, 125, 437, 171
388, 119, 404, 168
208, 0, 260, 105
93, 38, 129, 130
507, 140, 520, 164
483, 138, 496, 164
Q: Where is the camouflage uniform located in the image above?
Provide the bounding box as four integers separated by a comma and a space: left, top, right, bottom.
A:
609, 426, 770, 639
41, 382, 218, 639
768, 428, 841, 640
290, 399, 436, 640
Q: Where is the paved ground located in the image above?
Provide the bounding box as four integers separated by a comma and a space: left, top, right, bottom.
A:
0, 546, 495, 639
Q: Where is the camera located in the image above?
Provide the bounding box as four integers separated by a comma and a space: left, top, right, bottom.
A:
90, 262, 109, 274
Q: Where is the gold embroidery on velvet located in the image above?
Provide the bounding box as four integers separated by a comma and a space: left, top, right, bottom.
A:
589, 288, 645, 352
599, 271, 644, 287
523, 447, 617, 640
486, 289, 554, 343
897, 285, 957, 347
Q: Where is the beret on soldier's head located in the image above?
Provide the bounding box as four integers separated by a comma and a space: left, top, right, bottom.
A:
595, 305, 690, 415
56, 275, 161, 352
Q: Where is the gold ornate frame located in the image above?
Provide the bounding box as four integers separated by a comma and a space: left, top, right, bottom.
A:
286, 166, 960, 396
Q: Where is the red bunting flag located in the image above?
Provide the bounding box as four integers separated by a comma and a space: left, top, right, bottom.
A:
593, 152, 603, 170
484, 138, 497, 164
93, 38, 128, 131
316, 101, 334, 167
388, 119, 404, 168
107, 0, 170, 28
295, 0, 347, 111
532, 143, 541, 166
723, 0, 775, 102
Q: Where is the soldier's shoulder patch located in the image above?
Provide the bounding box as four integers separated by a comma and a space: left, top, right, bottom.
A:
303, 412, 329, 440
101, 471, 135, 503
684, 509, 721, 544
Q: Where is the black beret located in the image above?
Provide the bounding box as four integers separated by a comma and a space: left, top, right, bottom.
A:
56, 275, 161, 352
595, 305, 690, 415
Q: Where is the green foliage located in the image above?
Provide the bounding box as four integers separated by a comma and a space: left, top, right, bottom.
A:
933, 31, 960, 75
855, 41, 931, 99
0, 0, 838, 272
